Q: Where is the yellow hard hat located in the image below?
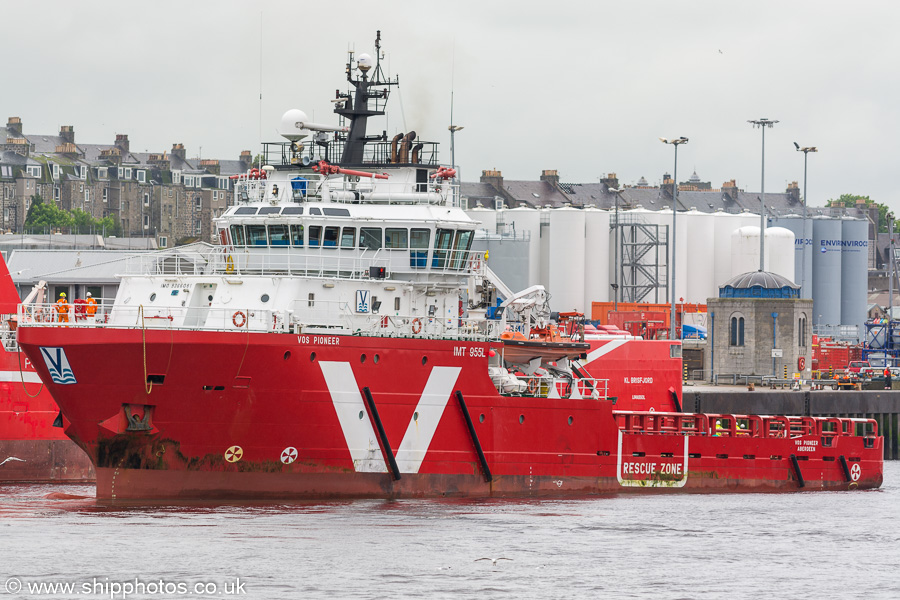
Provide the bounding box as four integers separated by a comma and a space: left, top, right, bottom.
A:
59, 292, 66, 298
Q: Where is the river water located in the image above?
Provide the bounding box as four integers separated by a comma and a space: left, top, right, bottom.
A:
1, 463, 898, 600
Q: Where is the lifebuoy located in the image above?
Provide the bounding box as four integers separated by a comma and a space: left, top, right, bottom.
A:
411, 318, 422, 334
527, 378, 539, 395
798, 356, 806, 371
232, 311, 246, 328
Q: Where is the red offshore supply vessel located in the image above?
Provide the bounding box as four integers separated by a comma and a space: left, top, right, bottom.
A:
16, 34, 882, 500
0, 254, 94, 482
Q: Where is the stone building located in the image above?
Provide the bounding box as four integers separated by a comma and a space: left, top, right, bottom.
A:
705, 271, 813, 381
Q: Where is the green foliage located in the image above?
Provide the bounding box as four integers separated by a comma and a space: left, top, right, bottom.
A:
25, 195, 121, 236
826, 193, 890, 233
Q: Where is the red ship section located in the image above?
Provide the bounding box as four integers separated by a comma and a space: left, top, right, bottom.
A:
0, 254, 94, 482
17, 327, 882, 500
580, 338, 682, 411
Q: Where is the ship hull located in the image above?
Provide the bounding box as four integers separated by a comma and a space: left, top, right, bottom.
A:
17, 326, 883, 500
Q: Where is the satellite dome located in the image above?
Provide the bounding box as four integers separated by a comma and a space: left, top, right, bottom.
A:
279, 109, 311, 141
357, 53, 373, 72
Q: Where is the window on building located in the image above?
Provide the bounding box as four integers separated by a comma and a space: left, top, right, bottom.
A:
137, 170, 146, 183
143, 214, 150, 229
117, 167, 124, 179
799, 315, 807, 347
81, 165, 87, 180
85, 190, 90, 202
159, 236, 168, 248
124, 168, 132, 180
98, 167, 108, 180
52, 163, 59, 180
194, 197, 201, 210
143, 193, 150, 207
172, 171, 181, 185
103, 188, 108, 203
730, 316, 745, 347
26, 165, 41, 178
54, 187, 60, 201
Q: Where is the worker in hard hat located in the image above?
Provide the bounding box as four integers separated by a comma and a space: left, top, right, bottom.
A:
85, 291, 98, 322
714, 419, 725, 436
56, 292, 70, 323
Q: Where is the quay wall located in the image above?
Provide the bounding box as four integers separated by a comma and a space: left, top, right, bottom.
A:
687, 390, 900, 460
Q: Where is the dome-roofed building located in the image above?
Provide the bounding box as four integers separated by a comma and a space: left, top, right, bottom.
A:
705, 270, 812, 381
719, 270, 800, 299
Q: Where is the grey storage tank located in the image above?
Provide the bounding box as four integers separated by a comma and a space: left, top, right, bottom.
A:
840, 217, 868, 337
769, 215, 812, 298
812, 216, 842, 327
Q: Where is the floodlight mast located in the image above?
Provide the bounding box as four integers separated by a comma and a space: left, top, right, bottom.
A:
748, 119, 778, 272
660, 136, 689, 340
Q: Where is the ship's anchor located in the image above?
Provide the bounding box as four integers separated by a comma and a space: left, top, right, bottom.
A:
124, 405, 152, 432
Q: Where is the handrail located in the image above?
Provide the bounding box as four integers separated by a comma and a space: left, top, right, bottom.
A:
614, 411, 879, 439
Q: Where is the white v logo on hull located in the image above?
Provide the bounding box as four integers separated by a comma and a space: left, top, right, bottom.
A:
319, 362, 461, 474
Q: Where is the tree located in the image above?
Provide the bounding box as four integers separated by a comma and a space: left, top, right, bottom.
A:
24, 195, 74, 232
826, 193, 890, 233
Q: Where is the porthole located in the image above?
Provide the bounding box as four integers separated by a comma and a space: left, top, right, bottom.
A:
479, 414, 485, 423
568, 416, 574, 426
519, 414, 525, 424
360, 354, 367, 363
310, 352, 317, 362
373, 354, 380, 364
413, 412, 419, 422
207, 294, 213, 302
358, 411, 364, 420
149, 293, 157, 302
422, 356, 428, 366
261, 294, 270, 303
284, 351, 291, 361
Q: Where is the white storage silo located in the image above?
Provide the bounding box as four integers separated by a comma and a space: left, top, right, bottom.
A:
548, 207, 585, 313
465, 206, 497, 235
769, 215, 813, 298
684, 209, 716, 303
840, 218, 868, 335
731, 226, 763, 277
504, 205, 542, 287
712, 210, 744, 291
584, 207, 610, 308
765, 227, 795, 283
812, 216, 842, 327
539, 207, 551, 291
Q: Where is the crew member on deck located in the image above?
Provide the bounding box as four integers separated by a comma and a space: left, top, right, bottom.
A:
885, 366, 892, 390
271, 184, 279, 199
56, 292, 70, 323
86, 292, 98, 321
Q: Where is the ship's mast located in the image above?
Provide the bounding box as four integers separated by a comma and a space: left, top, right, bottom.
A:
335, 30, 398, 165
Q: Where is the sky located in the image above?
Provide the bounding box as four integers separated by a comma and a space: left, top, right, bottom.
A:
4, 1, 899, 210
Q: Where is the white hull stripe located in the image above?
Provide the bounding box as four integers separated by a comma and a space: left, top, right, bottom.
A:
583, 339, 629, 365
320, 362, 461, 474
0, 371, 42, 383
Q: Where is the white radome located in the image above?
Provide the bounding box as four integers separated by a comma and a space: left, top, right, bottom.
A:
279, 108, 311, 141
357, 53, 373, 71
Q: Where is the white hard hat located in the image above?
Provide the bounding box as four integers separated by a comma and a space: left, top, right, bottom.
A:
86, 292, 92, 297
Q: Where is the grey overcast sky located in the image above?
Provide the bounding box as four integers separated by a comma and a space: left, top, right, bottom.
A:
4, 1, 899, 210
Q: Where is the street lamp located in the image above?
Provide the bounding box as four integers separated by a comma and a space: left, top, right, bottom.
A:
794, 142, 817, 297
660, 136, 688, 340
748, 118, 779, 271
608, 186, 626, 311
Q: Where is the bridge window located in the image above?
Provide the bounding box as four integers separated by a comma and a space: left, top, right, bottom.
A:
269, 224, 290, 246
290, 224, 304, 246
247, 224, 267, 246
360, 227, 382, 250
230, 225, 246, 246
341, 227, 356, 248
433, 229, 453, 268
410, 228, 430, 268
308, 225, 322, 246
323, 226, 339, 247
235, 207, 258, 215
282, 206, 303, 215
259, 207, 281, 215
323, 207, 351, 217
451, 230, 473, 269
385, 228, 408, 249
